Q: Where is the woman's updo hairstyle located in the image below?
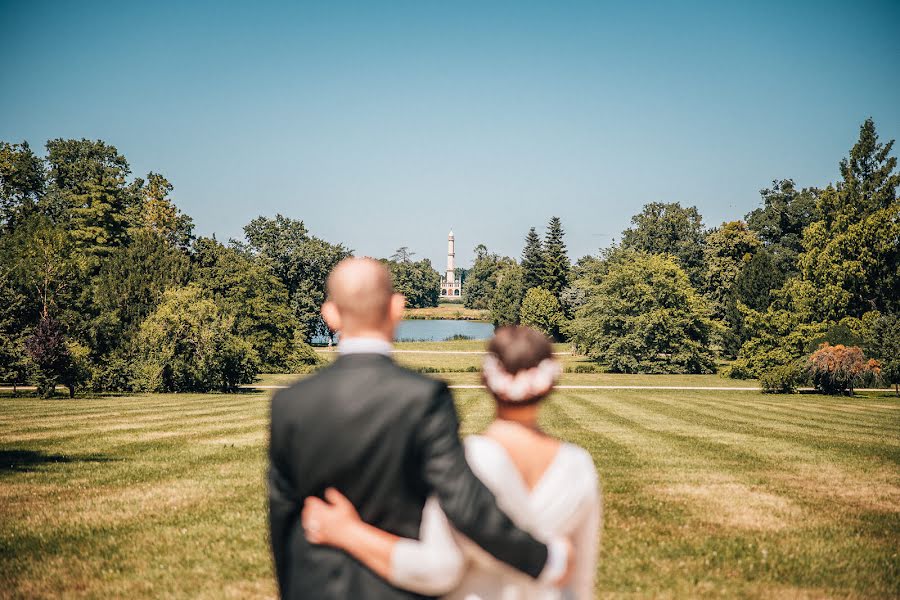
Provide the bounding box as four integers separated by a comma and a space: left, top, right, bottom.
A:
482, 326, 559, 405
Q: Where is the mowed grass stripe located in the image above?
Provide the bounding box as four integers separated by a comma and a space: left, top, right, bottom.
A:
551, 391, 900, 597
0, 394, 267, 430
0, 393, 266, 423
2, 387, 898, 598
681, 393, 899, 431
549, 393, 812, 596
569, 390, 900, 515
2, 411, 268, 445
583, 392, 900, 504
629, 393, 900, 466
621, 392, 897, 448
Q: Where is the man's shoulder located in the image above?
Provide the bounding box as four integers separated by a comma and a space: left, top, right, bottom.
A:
272, 356, 448, 409
385, 360, 449, 392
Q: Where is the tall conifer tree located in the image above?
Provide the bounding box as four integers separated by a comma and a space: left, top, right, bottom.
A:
521, 227, 544, 292
541, 216, 570, 298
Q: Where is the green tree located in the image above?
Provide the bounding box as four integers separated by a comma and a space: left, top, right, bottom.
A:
569, 251, 717, 374
192, 237, 299, 372
541, 217, 570, 299
722, 249, 784, 357
731, 249, 781, 313
45, 139, 131, 261
0, 140, 45, 228
866, 313, 900, 395
703, 221, 761, 357
127, 172, 194, 249
0, 266, 28, 393
390, 246, 415, 263
724, 301, 824, 379
243, 214, 351, 340
621, 202, 706, 286
521, 227, 544, 292
89, 230, 192, 361
490, 264, 524, 327
520, 287, 564, 339
796, 118, 900, 320
745, 179, 818, 278
385, 256, 440, 308
462, 245, 514, 310
133, 285, 259, 392
704, 221, 761, 314
9, 214, 82, 320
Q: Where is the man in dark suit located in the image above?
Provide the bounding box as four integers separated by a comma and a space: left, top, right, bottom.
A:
268, 258, 571, 599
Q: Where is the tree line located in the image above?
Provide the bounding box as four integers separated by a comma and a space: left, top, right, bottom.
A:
452, 119, 898, 394
2, 119, 896, 396
0, 139, 440, 396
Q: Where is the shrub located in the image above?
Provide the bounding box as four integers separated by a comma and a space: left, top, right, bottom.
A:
90, 352, 137, 393
286, 332, 321, 373
133, 285, 260, 392
24, 316, 79, 398
807, 343, 879, 395
520, 287, 564, 339
721, 360, 755, 380
759, 363, 803, 394
443, 334, 474, 341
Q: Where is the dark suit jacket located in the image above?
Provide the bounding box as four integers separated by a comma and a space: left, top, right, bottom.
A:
268, 352, 549, 599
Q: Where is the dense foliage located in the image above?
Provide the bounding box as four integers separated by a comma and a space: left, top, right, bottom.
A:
464, 216, 572, 324
0, 138, 341, 394
568, 251, 717, 374
383, 252, 441, 308
243, 215, 351, 340
519, 287, 564, 339
726, 119, 899, 392
489, 264, 524, 327
620, 202, 707, 287
132, 286, 259, 392
2, 118, 897, 395
462, 245, 515, 310
807, 343, 879, 395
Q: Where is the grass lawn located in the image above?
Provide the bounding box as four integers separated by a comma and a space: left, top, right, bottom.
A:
403, 304, 490, 320
271, 342, 757, 387
1, 376, 897, 597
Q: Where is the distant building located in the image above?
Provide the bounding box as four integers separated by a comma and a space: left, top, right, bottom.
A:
440, 230, 462, 297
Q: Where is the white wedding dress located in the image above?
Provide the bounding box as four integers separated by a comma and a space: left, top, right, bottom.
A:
390, 435, 602, 600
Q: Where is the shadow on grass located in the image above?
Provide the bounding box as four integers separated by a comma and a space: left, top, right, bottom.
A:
0, 449, 118, 475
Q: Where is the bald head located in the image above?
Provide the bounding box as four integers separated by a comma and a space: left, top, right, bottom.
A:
323, 258, 403, 336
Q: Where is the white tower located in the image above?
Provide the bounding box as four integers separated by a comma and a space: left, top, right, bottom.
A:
441, 229, 461, 297
446, 229, 456, 283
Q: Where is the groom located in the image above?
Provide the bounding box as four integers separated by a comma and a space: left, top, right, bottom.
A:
268, 258, 572, 599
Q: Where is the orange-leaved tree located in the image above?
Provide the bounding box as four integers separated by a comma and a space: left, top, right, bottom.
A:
808, 343, 880, 395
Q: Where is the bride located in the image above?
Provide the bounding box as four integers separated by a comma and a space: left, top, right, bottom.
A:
302, 326, 602, 599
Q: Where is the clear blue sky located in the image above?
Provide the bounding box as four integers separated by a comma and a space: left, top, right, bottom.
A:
2, 0, 898, 269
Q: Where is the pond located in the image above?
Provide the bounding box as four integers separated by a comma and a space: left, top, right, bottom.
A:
395, 319, 495, 342
313, 319, 495, 344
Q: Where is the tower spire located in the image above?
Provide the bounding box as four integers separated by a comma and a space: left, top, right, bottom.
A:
441, 228, 461, 297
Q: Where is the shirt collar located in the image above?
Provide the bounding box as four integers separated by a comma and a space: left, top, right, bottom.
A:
338, 336, 393, 356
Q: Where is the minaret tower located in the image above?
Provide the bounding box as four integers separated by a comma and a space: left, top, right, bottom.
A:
446, 229, 456, 284
441, 229, 461, 297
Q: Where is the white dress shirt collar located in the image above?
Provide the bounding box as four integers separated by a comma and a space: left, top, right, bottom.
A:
338, 336, 393, 356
